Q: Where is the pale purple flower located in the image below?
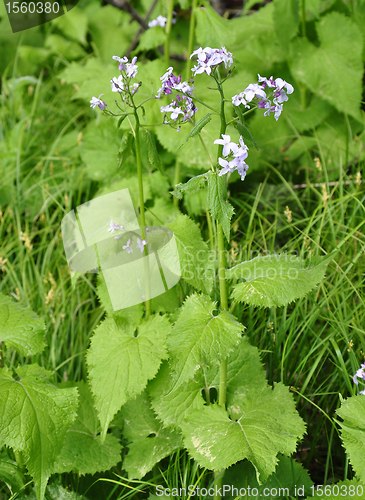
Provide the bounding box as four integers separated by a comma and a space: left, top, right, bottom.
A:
216, 135, 249, 181
113, 55, 128, 71
274, 103, 283, 121
108, 220, 121, 233
274, 78, 294, 103
243, 83, 267, 102
190, 46, 233, 76
232, 92, 250, 108
258, 74, 276, 89
136, 237, 147, 253
214, 134, 238, 157
353, 363, 365, 386
123, 238, 133, 253
111, 75, 125, 93
218, 157, 237, 176
126, 57, 138, 78
148, 15, 167, 27
90, 94, 107, 110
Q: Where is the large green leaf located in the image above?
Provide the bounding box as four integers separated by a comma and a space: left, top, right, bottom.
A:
273, 0, 299, 47
120, 392, 182, 479
167, 294, 244, 387
148, 362, 207, 428
231, 2, 286, 74
223, 455, 313, 499
166, 214, 213, 294
336, 395, 365, 481
180, 383, 305, 482
87, 314, 170, 440
228, 253, 334, 308
207, 172, 234, 242
195, 1, 237, 48
290, 12, 364, 121
149, 336, 264, 427
0, 292, 45, 356
0, 365, 78, 500
80, 118, 121, 181
53, 382, 121, 475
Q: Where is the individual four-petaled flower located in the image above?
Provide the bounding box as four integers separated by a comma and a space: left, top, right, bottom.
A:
136, 238, 147, 253
353, 362, 365, 394
90, 94, 107, 110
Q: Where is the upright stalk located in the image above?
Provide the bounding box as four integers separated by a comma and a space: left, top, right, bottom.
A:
185, 0, 199, 79
214, 73, 229, 499
164, 0, 174, 65
134, 109, 151, 318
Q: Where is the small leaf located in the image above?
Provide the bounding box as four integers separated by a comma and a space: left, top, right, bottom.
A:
118, 130, 135, 167
234, 120, 258, 150
53, 382, 121, 475
0, 365, 78, 500
337, 395, 365, 482
87, 314, 171, 440
180, 383, 305, 482
117, 115, 128, 129
178, 114, 211, 151
166, 214, 213, 294
168, 294, 244, 387
140, 128, 164, 174
0, 292, 46, 356
171, 173, 208, 200
120, 392, 182, 479
228, 252, 334, 308
207, 172, 234, 242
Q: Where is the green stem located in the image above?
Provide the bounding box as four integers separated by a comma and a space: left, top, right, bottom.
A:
301, 0, 306, 38
206, 209, 214, 252
186, 0, 199, 79
214, 72, 229, 500
134, 110, 151, 318
164, 0, 174, 66
173, 160, 181, 208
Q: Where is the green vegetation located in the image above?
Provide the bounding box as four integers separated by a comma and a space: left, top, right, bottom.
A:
0, 0, 365, 498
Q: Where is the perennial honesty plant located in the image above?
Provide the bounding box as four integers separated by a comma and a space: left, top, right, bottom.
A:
87, 47, 337, 495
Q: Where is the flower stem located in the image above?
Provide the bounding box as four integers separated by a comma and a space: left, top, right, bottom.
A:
164, 0, 174, 66
134, 109, 151, 318
214, 73, 229, 500
186, 0, 199, 79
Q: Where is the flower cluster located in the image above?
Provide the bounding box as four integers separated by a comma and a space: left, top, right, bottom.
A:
190, 46, 233, 76
232, 75, 293, 121
214, 134, 249, 181
90, 55, 141, 110
353, 363, 365, 395
156, 67, 197, 127
107, 220, 147, 253
148, 13, 176, 28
